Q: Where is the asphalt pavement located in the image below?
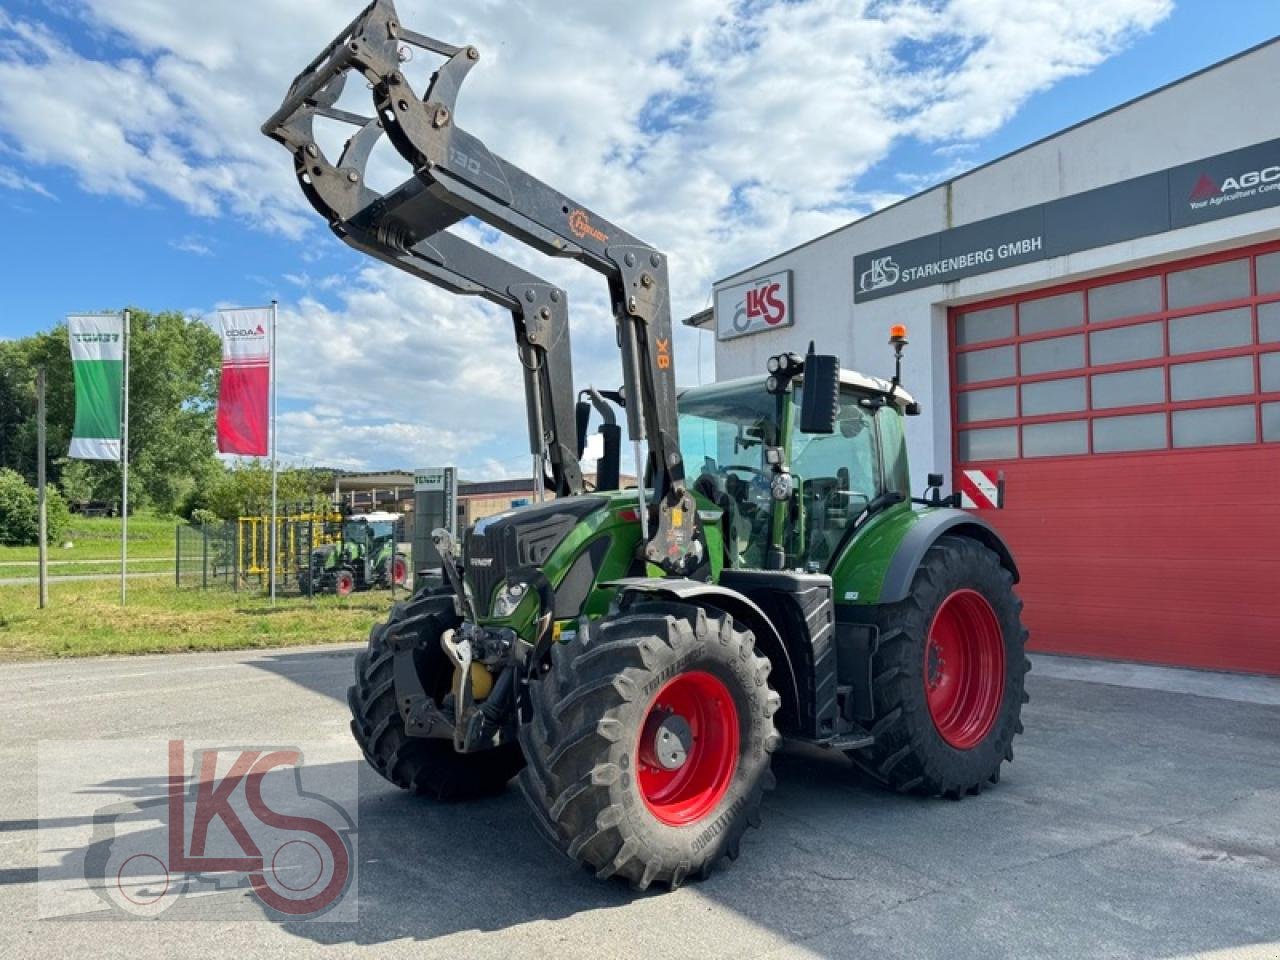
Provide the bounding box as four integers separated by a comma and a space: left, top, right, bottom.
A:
1, 645, 1278, 959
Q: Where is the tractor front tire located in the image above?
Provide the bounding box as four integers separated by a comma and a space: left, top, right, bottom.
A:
854, 535, 1029, 799
347, 593, 525, 799
519, 601, 780, 890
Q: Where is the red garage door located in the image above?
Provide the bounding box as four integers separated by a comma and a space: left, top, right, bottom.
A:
951, 241, 1280, 675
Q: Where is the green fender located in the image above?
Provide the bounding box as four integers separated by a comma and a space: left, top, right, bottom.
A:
828, 503, 1019, 606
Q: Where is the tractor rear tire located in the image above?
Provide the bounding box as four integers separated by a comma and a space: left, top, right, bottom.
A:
347, 592, 525, 800
853, 535, 1029, 799
519, 601, 780, 890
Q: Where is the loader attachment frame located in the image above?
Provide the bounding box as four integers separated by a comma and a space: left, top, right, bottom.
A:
261, 51, 581, 498
263, 0, 698, 572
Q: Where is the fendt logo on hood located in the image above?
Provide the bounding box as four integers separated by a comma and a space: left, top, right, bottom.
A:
1188, 164, 1280, 210
226, 324, 266, 339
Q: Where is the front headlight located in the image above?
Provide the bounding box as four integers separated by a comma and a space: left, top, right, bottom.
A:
491, 580, 529, 618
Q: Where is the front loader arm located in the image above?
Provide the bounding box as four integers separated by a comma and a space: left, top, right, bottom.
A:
262, 51, 581, 498
262, 0, 698, 573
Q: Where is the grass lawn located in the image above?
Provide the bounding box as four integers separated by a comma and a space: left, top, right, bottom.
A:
0, 512, 176, 565
0, 577, 389, 659
0, 513, 177, 579
0, 561, 173, 579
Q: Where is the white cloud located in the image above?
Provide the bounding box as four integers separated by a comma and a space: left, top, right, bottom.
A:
171, 233, 213, 256
0, 0, 1173, 470
0, 163, 54, 199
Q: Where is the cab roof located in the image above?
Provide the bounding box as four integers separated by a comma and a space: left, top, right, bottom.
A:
679, 369, 917, 408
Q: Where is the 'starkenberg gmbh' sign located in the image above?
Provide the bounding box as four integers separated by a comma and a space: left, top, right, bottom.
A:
854, 137, 1280, 303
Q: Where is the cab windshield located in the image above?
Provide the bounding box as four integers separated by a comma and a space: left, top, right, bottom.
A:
344, 520, 395, 542
678, 379, 891, 571
678, 380, 783, 569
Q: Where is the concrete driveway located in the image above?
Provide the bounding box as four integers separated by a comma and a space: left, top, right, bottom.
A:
1, 645, 1278, 959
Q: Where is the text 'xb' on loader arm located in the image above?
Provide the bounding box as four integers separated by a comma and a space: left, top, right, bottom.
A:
261, 0, 699, 573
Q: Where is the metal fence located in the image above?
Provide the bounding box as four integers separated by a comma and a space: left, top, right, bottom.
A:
175, 521, 238, 591
176, 514, 413, 599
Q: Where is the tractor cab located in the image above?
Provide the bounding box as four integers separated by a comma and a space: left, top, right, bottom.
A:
680, 366, 916, 574
343, 513, 398, 555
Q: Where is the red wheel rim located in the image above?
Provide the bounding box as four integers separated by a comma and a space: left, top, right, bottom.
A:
391, 557, 407, 585
636, 670, 739, 826
335, 573, 354, 597
924, 589, 1005, 750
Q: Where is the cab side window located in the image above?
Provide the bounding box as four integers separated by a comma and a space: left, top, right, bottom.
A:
877, 406, 911, 497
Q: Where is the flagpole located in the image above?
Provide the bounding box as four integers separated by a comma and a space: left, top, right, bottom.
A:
120, 308, 130, 607
37, 368, 48, 610
269, 300, 279, 606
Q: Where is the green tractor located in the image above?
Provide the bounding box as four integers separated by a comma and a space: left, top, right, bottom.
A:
266, 0, 1028, 891
300, 512, 409, 597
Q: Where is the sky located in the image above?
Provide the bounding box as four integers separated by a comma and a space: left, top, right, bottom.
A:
1, 0, 1276, 479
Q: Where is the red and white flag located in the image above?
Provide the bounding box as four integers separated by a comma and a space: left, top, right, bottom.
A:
216, 307, 272, 456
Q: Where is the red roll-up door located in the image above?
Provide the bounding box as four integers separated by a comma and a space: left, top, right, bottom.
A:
951, 241, 1280, 675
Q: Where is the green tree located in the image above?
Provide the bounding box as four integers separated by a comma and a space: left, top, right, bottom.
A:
199, 462, 334, 521
57, 460, 96, 505
0, 468, 70, 545
124, 309, 221, 512
0, 339, 40, 480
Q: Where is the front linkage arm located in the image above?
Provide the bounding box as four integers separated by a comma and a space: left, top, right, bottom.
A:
262, 40, 581, 498
263, 0, 698, 573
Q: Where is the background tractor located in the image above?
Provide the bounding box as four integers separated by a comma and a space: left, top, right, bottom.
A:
266, 0, 1029, 892
300, 512, 409, 597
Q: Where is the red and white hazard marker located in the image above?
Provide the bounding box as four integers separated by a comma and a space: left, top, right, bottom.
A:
958, 469, 1003, 510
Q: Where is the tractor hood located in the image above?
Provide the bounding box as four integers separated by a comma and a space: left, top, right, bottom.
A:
463, 496, 610, 616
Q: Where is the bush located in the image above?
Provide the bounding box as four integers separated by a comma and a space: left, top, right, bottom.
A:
190, 508, 219, 527
0, 468, 71, 545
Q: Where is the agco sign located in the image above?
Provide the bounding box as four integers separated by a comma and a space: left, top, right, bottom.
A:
715, 270, 793, 341
1187, 162, 1280, 211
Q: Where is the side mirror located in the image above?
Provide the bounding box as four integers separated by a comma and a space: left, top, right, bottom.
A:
574, 398, 591, 458
799, 349, 840, 435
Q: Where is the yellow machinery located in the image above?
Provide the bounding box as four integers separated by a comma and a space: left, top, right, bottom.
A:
236, 510, 341, 581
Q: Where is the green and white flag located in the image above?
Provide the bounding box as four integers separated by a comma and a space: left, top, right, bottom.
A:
67, 313, 126, 461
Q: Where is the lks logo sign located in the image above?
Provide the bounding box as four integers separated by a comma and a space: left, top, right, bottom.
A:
858, 256, 901, 294
716, 270, 793, 341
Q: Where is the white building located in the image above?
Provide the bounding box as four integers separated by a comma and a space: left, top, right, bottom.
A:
689, 39, 1280, 674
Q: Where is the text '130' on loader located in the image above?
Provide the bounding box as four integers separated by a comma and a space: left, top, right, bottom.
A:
264, 0, 1029, 891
